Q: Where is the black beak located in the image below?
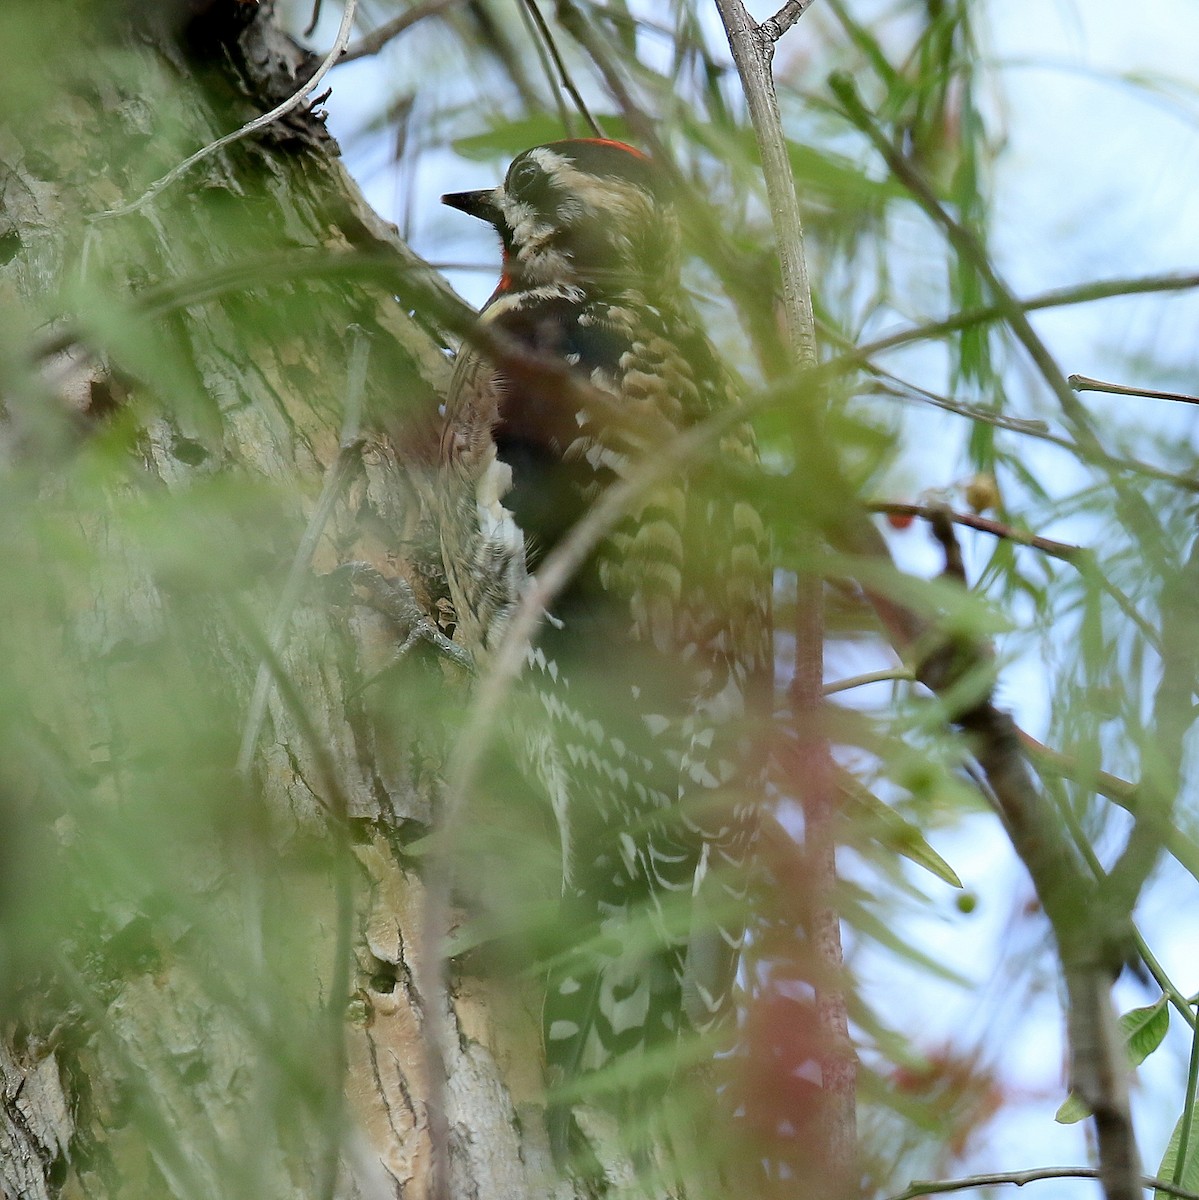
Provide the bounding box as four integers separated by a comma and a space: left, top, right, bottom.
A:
441, 188, 501, 224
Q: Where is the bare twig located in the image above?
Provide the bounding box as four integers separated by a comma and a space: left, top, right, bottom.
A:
870, 502, 1082, 561
884, 1166, 1199, 1200
341, 0, 461, 64
858, 271, 1199, 361
520, 0, 604, 135
92, 0, 358, 220
1019, 731, 1140, 808
760, 0, 819, 43
871, 500, 1161, 650
864, 372, 1049, 436
518, 0, 575, 133
304, 0, 324, 37
863, 369, 1199, 494
713, 0, 817, 366
1070, 373, 1199, 408
824, 667, 913, 696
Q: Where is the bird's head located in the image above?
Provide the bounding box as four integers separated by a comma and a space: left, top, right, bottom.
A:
442, 139, 679, 296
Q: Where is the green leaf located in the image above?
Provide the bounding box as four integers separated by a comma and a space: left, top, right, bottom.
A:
1121, 1001, 1170, 1067
1054, 1092, 1091, 1125
1156, 1107, 1199, 1200
785, 141, 905, 206
1056, 1001, 1169, 1123
843, 781, 963, 889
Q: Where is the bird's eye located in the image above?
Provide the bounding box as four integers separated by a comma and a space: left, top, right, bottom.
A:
507, 159, 550, 204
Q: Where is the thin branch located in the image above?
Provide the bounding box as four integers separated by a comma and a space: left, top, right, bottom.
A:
520, 0, 604, 135
340, 0, 461, 64
91, 0, 358, 220
831, 279, 1199, 494
871, 500, 1162, 649
518, 0, 575, 133
857, 271, 1199, 361
713, 0, 817, 365
1070, 373, 1199, 408
865, 371, 1050, 437
864, 369, 1199, 494
304, 0, 324, 37
555, 0, 649, 135
824, 667, 913, 696
1018, 730, 1199, 886
760, 0, 819, 43
829, 79, 1092, 444
884, 1166, 1199, 1200
1135, 937, 1198, 1031
1017, 732, 1137, 810
870, 502, 1082, 561
878, 498, 1135, 1200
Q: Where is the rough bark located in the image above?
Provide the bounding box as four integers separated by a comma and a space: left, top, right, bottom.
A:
0, 3, 560, 1197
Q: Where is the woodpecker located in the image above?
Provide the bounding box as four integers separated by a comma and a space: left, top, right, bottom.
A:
438, 140, 772, 1145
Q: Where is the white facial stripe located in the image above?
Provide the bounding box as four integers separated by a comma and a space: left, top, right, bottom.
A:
496, 147, 661, 287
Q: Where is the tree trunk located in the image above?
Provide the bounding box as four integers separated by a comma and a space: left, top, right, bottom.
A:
0, 4, 561, 1196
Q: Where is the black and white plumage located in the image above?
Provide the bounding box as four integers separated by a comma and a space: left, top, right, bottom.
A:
437, 140, 771, 1134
